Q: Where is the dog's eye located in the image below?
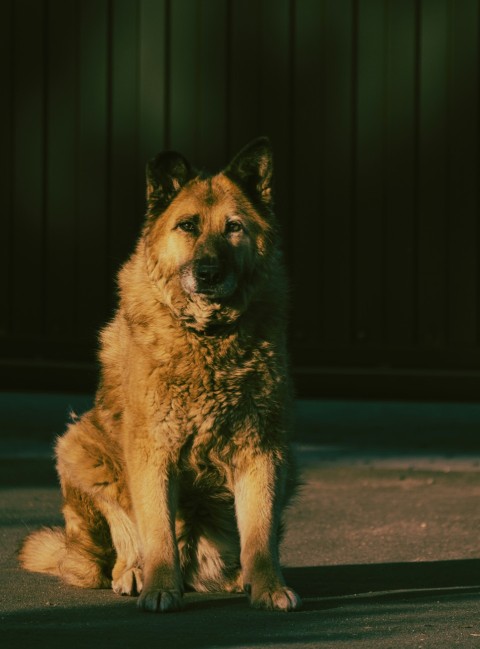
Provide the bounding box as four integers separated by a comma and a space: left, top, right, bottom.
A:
225, 221, 243, 234
177, 221, 197, 234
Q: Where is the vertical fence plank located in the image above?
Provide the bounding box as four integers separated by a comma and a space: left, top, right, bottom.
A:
44, 0, 77, 342
138, 0, 167, 165
75, 0, 109, 341
384, 0, 416, 348
417, 0, 449, 349
0, 0, 13, 340
197, 0, 229, 172
11, 0, 46, 338
259, 0, 292, 237
169, 0, 199, 163
110, 0, 142, 288
229, 0, 262, 155
291, 0, 325, 351
447, 0, 479, 346
353, 0, 386, 349
320, 0, 355, 348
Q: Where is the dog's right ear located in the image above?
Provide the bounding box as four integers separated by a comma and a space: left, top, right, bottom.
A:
146, 151, 193, 213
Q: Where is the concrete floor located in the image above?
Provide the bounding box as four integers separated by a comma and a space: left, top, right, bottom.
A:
1, 394, 480, 648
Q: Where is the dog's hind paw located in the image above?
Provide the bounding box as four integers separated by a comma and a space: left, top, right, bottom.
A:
137, 589, 183, 613
112, 567, 143, 596
251, 586, 302, 612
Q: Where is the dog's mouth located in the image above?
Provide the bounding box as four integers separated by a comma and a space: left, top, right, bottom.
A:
180, 264, 238, 301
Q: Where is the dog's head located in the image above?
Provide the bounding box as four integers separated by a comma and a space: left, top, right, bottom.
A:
142, 138, 280, 329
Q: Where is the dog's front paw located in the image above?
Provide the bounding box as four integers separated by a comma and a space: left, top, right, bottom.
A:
112, 567, 143, 596
250, 586, 302, 612
137, 589, 183, 613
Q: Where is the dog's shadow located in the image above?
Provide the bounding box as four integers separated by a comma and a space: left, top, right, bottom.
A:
4, 560, 480, 648
283, 559, 480, 610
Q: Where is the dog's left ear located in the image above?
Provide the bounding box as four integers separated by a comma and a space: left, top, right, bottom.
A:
146, 151, 193, 213
224, 137, 273, 207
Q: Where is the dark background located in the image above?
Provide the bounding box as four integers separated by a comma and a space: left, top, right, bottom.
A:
1, 0, 479, 400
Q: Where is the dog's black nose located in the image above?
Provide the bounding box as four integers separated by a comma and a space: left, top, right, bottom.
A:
195, 258, 223, 286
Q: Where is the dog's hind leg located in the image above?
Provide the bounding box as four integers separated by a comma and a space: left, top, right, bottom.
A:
27, 411, 141, 594
55, 413, 142, 595
20, 413, 118, 588
60, 483, 116, 588
102, 501, 143, 596
19, 483, 114, 589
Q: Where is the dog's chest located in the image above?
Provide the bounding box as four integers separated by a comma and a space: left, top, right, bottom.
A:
151, 337, 276, 444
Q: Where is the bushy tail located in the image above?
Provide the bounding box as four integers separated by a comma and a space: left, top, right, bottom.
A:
19, 527, 111, 589
19, 527, 66, 576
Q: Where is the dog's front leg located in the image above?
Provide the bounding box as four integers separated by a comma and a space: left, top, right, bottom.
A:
127, 446, 183, 613
234, 452, 302, 612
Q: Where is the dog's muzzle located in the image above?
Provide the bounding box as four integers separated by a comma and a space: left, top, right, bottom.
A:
181, 257, 237, 299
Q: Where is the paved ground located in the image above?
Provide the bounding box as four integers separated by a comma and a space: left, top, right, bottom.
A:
2, 394, 480, 648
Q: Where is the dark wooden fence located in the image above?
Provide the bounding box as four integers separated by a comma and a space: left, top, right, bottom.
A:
1, 0, 480, 399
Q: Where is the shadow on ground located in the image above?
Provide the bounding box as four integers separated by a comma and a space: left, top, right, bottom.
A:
284, 560, 480, 604
3, 561, 480, 648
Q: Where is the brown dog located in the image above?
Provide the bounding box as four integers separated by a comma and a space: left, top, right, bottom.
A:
20, 138, 301, 613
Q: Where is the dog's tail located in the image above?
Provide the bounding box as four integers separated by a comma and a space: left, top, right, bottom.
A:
19, 527, 66, 575
19, 527, 111, 588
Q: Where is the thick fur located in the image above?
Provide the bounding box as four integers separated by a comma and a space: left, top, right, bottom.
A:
20, 138, 301, 613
